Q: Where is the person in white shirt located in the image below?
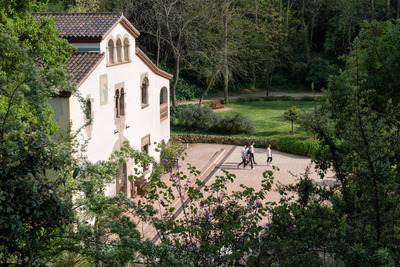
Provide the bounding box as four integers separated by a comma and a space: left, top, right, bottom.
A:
250, 142, 257, 165
237, 144, 247, 168
266, 144, 272, 166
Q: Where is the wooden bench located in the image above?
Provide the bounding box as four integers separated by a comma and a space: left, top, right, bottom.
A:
211, 100, 225, 109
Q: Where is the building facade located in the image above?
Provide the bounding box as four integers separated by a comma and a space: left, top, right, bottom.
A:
41, 13, 172, 197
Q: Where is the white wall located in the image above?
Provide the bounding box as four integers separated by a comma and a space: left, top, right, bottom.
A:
67, 22, 170, 197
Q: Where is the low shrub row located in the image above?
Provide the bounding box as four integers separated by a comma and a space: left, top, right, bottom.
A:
277, 138, 319, 157
171, 106, 255, 135
198, 95, 321, 103
171, 134, 320, 157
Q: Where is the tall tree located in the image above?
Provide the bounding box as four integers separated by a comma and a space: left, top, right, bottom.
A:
0, 1, 76, 265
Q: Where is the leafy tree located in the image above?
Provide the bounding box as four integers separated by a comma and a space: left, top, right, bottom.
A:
283, 106, 301, 134
256, 19, 400, 266
306, 56, 339, 89
0, 1, 75, 265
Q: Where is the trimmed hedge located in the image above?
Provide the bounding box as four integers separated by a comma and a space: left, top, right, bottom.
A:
172, 134, 278, 149
171, 134, 320, 157
277, 138, 319, 157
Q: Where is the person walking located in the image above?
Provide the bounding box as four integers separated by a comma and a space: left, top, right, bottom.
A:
266, 144, 273, 166
250, 142, 257, 164
237, 144, 247, 168
244, 144, 254, 169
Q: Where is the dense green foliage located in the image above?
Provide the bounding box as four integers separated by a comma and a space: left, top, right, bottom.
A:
257, 20, 400, 266
172, 106, 255, 135
278, 138, 319, 157
0, 1, 76, 264
46, 0, 400, 104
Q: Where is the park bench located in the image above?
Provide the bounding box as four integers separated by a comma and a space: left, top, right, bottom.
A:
211, 100, 225, 109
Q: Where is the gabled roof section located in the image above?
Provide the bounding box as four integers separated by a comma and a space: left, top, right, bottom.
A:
35, 13, 140, 42
136, 48, 173, 80
65, 52, 105, 88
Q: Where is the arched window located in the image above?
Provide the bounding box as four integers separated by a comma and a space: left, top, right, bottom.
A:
141, 78, 149, 107
115, 89, 120, 117
160, 87, 168, 104
116, 38, 122, 63
123, 38, 130, 61
108, 39, 115, 64
160, 87, 168, 121
120, 88, 125, 116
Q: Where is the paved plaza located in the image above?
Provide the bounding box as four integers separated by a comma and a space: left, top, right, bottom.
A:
143, 143, 336, 241
174, 143, 336, 203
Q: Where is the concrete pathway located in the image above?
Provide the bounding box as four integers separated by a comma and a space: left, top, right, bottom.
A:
177, 143, 336, 203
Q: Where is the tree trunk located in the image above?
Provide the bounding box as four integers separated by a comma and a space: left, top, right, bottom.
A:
223, 0, 229, 105
156, 24, 161, 66
370, 0, 376, 20
254, 0, 258, 30
170, 53, 180, 106
291, 120, 294, 134
286, 0, 290, 37
301, 0, 310, 62
199, 70, 220, 106
386, 0, 391, 20
397, 0, 400, 19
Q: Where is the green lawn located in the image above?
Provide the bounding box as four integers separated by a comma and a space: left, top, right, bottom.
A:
172, 100, 318, 140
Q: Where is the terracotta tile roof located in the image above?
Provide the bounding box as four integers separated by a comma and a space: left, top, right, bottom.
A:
65, 52, 104, 88
35, 13, 140, 41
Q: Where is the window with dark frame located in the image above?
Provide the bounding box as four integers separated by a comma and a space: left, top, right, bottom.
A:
85, 99, 92, 119
115, 89, 120, 118
120, 88, 125, 116
143, 144, 149, 171
141, 80, 148, 105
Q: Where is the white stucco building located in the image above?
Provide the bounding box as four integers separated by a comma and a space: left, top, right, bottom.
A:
40, 13, 172, 197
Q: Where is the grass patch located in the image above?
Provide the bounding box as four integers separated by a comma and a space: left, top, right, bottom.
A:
172, 100, 318, 140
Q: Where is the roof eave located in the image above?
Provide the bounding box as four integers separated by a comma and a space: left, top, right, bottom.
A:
102, 14, 140, 41
135, 47, 173, 80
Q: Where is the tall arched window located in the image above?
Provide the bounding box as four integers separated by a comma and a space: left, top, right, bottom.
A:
120, 88, 125, 116
115, 89, 120, 117
116, 38, 122, 63
123, 38, 130, 61
108, 39, 115, 64
141, 78, 149, 107
160, 87, 168, 121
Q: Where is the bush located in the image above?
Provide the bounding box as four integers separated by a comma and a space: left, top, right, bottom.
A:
300, 96, 315, 101
176, 106, 218, 130
176, 78, 204, 101
233, 96, 295, 103
278, 138, 319, 157
264, 96, 295, 101
173, 106, 255, 135
215, 113, 255, 135
306, 56, 339, 90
